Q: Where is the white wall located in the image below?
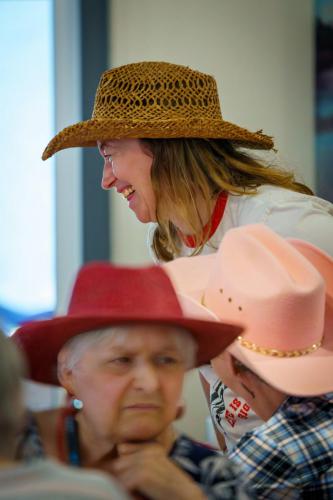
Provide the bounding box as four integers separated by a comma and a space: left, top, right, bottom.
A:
108, 0, 314, 440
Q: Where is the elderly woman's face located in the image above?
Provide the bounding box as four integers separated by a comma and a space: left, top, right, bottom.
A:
98, 139, 156, 223
62, 325, 187, 443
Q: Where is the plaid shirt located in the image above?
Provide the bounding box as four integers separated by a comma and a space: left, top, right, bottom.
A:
229, 393, 333, 499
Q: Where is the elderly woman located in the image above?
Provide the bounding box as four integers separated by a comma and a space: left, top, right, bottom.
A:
13, 262, 249, 500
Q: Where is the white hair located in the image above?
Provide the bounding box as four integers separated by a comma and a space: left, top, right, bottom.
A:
57, 324, 197, 380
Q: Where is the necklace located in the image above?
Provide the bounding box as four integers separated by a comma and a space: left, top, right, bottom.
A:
179, 191, 228, 248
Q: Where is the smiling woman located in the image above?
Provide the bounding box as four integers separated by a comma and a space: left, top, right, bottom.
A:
98, 139, 156, 223
41, 60, 333, 454
12, 261, 249, 499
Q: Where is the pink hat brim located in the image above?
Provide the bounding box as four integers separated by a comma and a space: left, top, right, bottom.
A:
228, 301, 333, 396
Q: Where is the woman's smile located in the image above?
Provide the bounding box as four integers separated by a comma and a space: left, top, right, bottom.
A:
121, 186, 135, 200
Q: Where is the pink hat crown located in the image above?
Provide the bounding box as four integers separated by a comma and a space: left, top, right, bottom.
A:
204, 225, 326, 352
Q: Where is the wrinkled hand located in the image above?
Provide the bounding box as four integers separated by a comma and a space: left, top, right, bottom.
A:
110, 442, 206, 500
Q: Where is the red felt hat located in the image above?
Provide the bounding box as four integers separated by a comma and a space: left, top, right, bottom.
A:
12, 262, 243, 385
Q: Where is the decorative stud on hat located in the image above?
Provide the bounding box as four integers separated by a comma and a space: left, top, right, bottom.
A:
42, 61, 274, 160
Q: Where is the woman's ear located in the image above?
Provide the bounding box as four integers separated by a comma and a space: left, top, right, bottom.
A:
57, 349, 75, 396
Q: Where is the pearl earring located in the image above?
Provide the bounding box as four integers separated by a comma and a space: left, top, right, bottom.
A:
72, 398, 83, 410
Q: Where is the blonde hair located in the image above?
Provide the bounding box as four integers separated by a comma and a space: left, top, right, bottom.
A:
142, 139, 313, 262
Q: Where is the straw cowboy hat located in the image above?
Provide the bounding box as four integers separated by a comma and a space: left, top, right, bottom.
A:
12, 262, 243, 386
42, 61, 274, 160
163, 224, 333, 397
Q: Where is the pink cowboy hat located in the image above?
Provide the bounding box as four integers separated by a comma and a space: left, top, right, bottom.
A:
12, 262, 243, 385
163, 224, 333, 396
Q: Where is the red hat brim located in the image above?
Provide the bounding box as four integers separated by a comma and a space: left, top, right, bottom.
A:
13, 313, 243, 385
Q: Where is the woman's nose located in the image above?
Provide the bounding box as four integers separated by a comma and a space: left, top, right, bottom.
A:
133, 363, 159, 393
101, 159, 116, 190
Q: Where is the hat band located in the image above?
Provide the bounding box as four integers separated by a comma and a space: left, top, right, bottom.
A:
237, 336, 323, 358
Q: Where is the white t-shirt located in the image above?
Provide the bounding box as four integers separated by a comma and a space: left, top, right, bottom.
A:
200, 364, 261, 452
150, 185, 333, 451
180, 184, 333, 258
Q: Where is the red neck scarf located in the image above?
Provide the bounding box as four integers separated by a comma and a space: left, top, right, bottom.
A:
179, 191, 228, 248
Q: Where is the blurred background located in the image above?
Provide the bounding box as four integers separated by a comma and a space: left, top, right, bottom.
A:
1, 0, 332, 441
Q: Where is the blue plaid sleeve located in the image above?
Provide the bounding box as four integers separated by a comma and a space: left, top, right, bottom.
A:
229, 394, 333, 499
230, 432, 301, 499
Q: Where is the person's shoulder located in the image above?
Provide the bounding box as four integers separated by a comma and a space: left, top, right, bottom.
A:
30, 459, 128, 498
0, 459, 128, 499
229, 185, 333, 234
226, 185, 280, 221
278, 395, 333, 444
237, 184, 333, 210
230, 184, 306, 207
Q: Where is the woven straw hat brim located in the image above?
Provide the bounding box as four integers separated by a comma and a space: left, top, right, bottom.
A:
42, 117, 274, 160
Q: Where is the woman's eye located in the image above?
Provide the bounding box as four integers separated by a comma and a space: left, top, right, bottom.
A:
109, 357, 131, 365
156, 356, 179, 366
